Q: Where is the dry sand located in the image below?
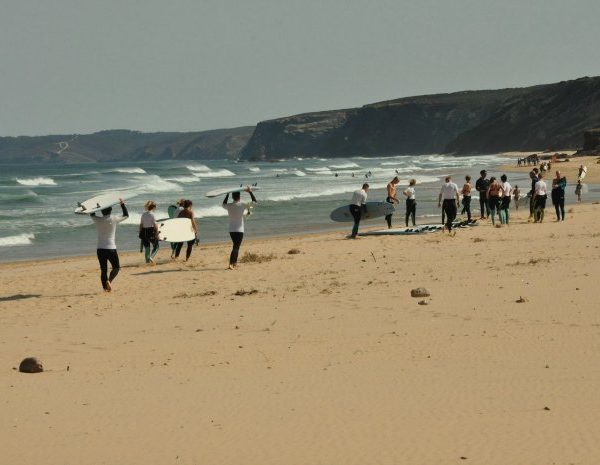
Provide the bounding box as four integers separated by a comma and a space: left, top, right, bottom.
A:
2, 203, 600, 464
499, 154, 600, 184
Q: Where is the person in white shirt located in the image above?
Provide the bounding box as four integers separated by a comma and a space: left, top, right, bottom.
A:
403, 178, 417, 227
91, 199, 129, 292
349, 183, 369, 238
533, 173, 548, 223
437, 176, 460, 234
499, 174, 512, 225
139, 200, 159, 264
222, 187, 257, 269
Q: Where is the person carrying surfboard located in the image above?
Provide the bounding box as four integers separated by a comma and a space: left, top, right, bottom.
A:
91, 199, 129, 292
349, 183, 369, 239
139, 201, 159, 264
168, 198, 185, 259
174, 200, 198, 262
222, 186, 257, 269
385, 177, 400, 228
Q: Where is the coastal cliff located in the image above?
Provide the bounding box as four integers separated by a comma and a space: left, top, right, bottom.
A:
240, 77, 600, 160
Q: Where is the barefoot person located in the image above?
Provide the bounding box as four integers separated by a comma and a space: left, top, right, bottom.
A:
460, 175, 473, 221
222, 187, 257, 269
348, 183, 369, 239
139, 201, 159, 264
174, 200, 198, 262
168, 198, 185, 258
528, 168, 539, 221
575, 180, 583, 202
91, 199, 129, 292
475, 170, 490, 219
486, 177, 503, 227
403, 179, 417, 227
438, 176, 460, 234
499, 174, 511, 225
551, 170, 567, 221
533, 173, 547, 223
385, 177, 400, 228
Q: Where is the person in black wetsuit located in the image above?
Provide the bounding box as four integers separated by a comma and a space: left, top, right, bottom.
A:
551, 170, 567, 221
528, 168, 539, 221
475, 170, 490, 219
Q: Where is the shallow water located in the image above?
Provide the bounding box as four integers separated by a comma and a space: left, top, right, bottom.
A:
1, 154, 592, 262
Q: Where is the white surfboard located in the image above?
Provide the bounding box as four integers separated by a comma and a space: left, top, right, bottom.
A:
205, 185, 259, 198
157, 218, 196, 243
74, 192, 136, 215
578, 166, 587, 181
329, 202, 395, 222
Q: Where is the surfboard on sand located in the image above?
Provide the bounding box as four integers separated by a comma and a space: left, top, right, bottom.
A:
330, 202, 395, 222
74, 192, 136, 215
205, 184, 259, 198
157, 218, 196, 243
358, 219, 478, 236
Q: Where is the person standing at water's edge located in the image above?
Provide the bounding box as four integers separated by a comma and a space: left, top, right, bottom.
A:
403, 179, 417, 227
175, 200, 198, 262
438, 176, 460, 235
499, 174, 511, 225
461, 175, 472, 221
139, 201, 159, 264
223, 187, 257, 269
348, 183, 369, 239
528, 168, 539, 221
91, 199, 128, 292
551, 170, 567, 221
385, 177, 400, 228
475, 170, 490, 219
533, 173, 547, 223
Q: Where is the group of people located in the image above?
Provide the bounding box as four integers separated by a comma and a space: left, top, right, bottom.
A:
347, 165, 576, 238
90, 187, 257, 292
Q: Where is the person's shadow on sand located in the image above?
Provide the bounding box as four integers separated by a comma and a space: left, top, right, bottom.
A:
0, 294, 41, 302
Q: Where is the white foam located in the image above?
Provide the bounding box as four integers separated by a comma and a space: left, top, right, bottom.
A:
16, 177, 56, 186
264, 183, 388, 202
192, 169, 236, 178
305, 167, 331, 172
293, 170, 307, 177
248, 167, 261, 172
113, 167, 146, 174
0, 233, 34, 246
196, 205, 228, 218
329, 162, 360, 169
131, 175, 183, 193
165, 176, 201, 184
186, 164, 211, 172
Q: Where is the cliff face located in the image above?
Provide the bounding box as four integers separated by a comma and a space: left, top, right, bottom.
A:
445, 77, 600, 154
240, 77, 600, 160
0, 127, 254, 163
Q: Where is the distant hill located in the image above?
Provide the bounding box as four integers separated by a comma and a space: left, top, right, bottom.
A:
0, 127, 254, 163
240, 76, 600, 160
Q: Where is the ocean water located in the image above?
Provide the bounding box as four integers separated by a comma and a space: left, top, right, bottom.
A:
0, 154, 591, 262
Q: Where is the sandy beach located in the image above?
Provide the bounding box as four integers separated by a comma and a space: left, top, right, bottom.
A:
2, 201, 600, 464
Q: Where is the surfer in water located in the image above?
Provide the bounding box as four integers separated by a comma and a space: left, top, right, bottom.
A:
91, 199, 129, 292
139, 201, 159, 264
349, 183, 369, 239
385, 177, 400, 228
222, 186, 257, 269
174, 200, 198, 262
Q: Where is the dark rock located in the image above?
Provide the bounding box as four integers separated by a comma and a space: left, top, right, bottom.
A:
516, 296, 528, 303
418, 300, 429, 306
583, 129, 600, 151
19, 357, 43, 373
411, 288, 431, 298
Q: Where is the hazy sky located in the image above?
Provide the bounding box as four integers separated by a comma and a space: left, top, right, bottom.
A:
1, 0, 599, 136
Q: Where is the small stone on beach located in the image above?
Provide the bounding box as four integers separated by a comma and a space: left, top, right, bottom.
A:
411, 287, 430, 298
19, 357, 43, 373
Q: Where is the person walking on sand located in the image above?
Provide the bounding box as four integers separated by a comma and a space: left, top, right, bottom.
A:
551, 170, 567, 222
575, 180, 583, 202
403, 178, 417, 227
168, 198, 185, 258
174, 200, 198, 262
385, 176, 400, 228
223, 186, 257, 269
533, 173, 548, 223
486, 176, 503, 227
460, 175, 473, 221
528, 168, 539, 221
475, 170, 490, 219
348, 183, 369, 239
499, 174, 511, 225
139, 201, 159, 264
438, 176, 460, 235
512, 185, 521, 210
91, 199, 129, 292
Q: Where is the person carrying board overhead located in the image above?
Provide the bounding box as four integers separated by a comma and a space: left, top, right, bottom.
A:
222, 186, 257, 269
349, 183, 369, 239
91, 198, 129, 292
